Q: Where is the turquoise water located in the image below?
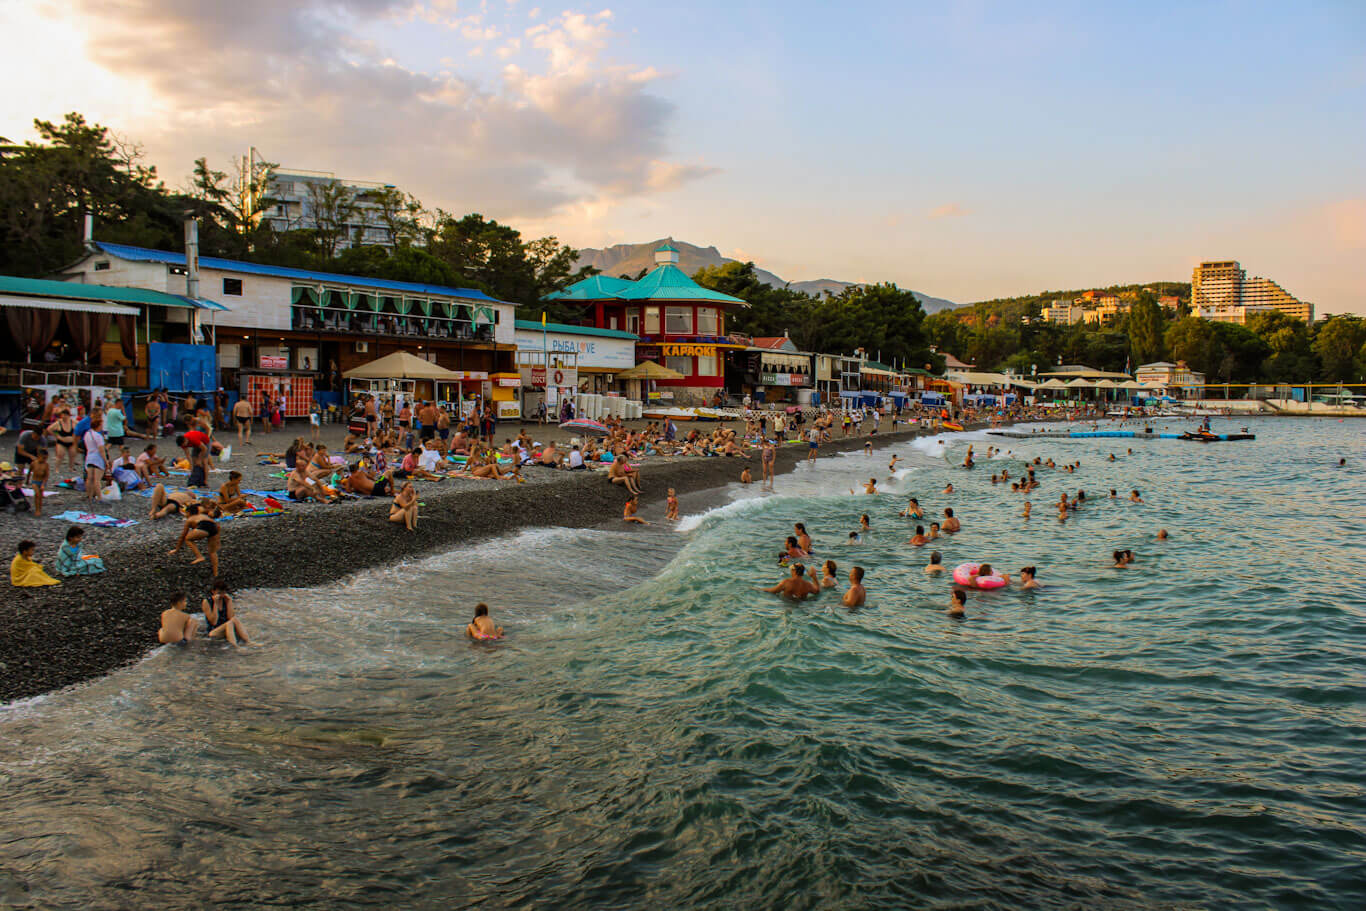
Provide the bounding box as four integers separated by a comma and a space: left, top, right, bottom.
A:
3, 417, 1365, 908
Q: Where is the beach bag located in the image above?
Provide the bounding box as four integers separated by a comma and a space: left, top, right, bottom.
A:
100, 482, 122, 502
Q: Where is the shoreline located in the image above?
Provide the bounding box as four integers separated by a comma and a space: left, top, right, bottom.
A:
1, 422, 969, 703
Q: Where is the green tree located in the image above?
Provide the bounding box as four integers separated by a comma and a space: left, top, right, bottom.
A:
1247, 310, 1316, 382
305, 179, 358, 259
1312, 315, 1366, 382
1127, 292, 1165, 364
1164, 317, 1219, 376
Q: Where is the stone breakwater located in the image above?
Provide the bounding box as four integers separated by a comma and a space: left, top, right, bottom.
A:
0, 425, 956, 703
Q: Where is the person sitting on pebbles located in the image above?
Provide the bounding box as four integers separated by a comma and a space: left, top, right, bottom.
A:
389, 480, 418, 531
157, 592, 198, 645
607, 453, 642, 495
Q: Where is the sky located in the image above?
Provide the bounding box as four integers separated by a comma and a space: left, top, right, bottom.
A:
2, 0, 1363, 313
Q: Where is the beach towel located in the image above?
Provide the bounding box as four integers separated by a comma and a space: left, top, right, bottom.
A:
11, 554, 60, 586
19, 487, 59, 499
240, 489, 296, 501
50, 510, 140, 528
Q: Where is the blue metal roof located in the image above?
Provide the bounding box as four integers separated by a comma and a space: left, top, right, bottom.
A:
93, 242, 505, 304
513, 319, 638, 340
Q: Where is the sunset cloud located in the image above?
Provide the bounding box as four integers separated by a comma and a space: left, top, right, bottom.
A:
928, 203, 971, 219
48, 0, 712, 218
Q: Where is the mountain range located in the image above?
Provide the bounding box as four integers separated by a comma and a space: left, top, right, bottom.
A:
573, 238, 958, 313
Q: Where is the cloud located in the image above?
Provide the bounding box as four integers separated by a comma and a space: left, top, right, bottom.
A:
57, 0, 712, 219
928, 203, 971, 219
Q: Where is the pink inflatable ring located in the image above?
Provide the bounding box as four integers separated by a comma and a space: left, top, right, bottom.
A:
953, 563, 1007, 589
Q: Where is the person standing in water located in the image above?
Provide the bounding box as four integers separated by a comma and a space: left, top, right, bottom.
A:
842, 566, 866, 607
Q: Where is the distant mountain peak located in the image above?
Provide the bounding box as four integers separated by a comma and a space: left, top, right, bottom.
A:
573, 239, 957, 312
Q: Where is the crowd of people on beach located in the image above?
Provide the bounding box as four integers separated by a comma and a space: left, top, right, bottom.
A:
5, 385, 1116, 650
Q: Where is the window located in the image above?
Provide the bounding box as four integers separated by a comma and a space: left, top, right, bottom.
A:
696, 353, 719, 376
94, 261, 111, 271
222, 277, 243, 295
665, 307, 693, 335
643, 307, 660, 335
695, 307, 718, 335
626, 308, 640, 334
665, 355, 693, 376
169, 265, 187, 276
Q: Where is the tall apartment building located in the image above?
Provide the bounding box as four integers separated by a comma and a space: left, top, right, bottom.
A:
1191, 260, 1314, 324
263, 169, 406, 250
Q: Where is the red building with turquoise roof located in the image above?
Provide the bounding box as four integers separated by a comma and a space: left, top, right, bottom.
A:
543, 244, 749, 405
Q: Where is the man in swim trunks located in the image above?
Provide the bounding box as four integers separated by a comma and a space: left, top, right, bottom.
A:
842, 566, 866, 607
942, 508, 960, 533
233, 396, 254, 445
806, 426, 820, 463
764, 563, 817, 601
342, 466, 389, 497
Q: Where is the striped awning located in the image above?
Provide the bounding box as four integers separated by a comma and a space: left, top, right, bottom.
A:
0, 294, 139, 316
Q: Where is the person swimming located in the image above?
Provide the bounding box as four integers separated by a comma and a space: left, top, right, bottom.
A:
948, 589, 967, 616
794, 523, 813, 554
1157, 528, 1169, 540
467, 603, 504, 640
847, 531, 862, 544
1113, 549, 1133, 568
821, 560, 839, 588
1019, 566, 1040, 589
859, 514, 871, 533
924, 551, 944, 575
908, 525, 928, 546
900, 497, 924, 519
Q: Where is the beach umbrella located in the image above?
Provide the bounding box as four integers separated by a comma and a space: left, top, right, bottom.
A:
1037, 378, 1067, 389
343, 350, 462, 380
1064, 377, 1092, 388
616, 360, 685, 381
1094, 379, 1118, 389
560, 418, 610, 436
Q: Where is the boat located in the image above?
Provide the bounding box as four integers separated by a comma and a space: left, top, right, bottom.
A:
559, 418, 610, 436
1179, 431, 1255, 442
642, 407, 698, 421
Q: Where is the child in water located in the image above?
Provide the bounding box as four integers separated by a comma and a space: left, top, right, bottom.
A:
948, 589, 967, 616
467, 603, 504, 640
665, 488, 679, 521
924, 551, 945, 575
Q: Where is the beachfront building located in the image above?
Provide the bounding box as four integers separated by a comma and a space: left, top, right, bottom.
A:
512, 319, 637, 410
1136, 360, 1205, 397
721, 335, 814, 405
1192, 260, 1314, 324
940, 353, 976, 381
60, 242, 516, 410
542, 244, 748, 405
0, 274, 229, 420
264, 168, 410, 249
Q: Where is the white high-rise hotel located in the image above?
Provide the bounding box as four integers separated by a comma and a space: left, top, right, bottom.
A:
1192, 261, 1314, 324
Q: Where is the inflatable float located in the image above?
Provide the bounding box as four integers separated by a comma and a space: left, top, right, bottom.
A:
952, 563, 1007, 589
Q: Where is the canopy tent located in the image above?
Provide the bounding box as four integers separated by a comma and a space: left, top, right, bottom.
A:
1094, 379, 1118, 389
1118, 380, 1144, 390
616, 360, 685, 381
1037, 378, 1068, 390
343, 350, 462, 381
1065, 378, 1093, 388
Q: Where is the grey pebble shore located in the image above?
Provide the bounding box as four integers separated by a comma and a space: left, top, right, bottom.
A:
0, 419, 969, 703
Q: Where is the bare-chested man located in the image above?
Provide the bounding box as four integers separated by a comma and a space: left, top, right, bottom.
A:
763, 563, 818, 601
232, 396, 253, 445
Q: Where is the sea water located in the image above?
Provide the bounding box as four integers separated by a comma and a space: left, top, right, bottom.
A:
2, 417, 1364, 909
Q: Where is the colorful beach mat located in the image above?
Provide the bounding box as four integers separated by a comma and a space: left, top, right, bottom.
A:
49, 510, 139, 528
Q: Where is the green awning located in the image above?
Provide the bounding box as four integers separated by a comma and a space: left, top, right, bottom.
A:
291, 286, 320, 309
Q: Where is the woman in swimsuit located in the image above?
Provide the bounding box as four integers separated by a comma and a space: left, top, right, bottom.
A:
47, 409, 78, 473
169, 503, 221, 576
203, 580, 251, 645
389, 480, 418, 530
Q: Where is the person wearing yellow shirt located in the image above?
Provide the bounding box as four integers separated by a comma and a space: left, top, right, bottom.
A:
11, 540, 59, 587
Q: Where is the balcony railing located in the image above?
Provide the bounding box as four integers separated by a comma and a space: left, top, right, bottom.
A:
290, 305, 495, 342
